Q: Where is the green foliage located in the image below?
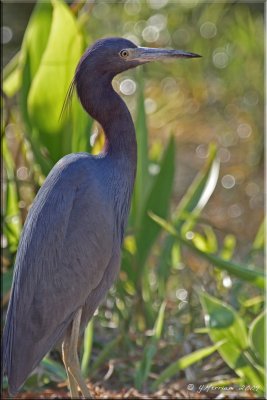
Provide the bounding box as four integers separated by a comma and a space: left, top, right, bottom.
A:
136, 135, 175, 268
40, 358, 67, 381
156, 143, 220, 295
135, 301, 166, 390
81, 320, 94, 377
2, 138, 22, 253
90, 336, 122, 377
149, 213, 264, 288
249, 311, 265, 367
152, 340, 226, 390
252, 219, 265, 253
200, 292, 265, 392
2, 0, 265, 396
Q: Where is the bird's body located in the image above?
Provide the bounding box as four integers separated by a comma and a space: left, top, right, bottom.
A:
3, 150, 136, 394
3, 37, 200, 398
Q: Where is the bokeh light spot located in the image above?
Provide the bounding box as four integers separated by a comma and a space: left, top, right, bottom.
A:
1, 26, 13, 44
142, 25, 159, 42
200, 21, 217, 39
124, 0, 141, 15
223, 275, 232, 288
148, 163, 160, 175
161, 77, 179, 94
134, 20, 146, 35
18, 200, 26, 209
237, 123, 252, 139
176, 288, 188, 301
196, 144, 209, 159
221, 174, 235, 189
17, 167, 28, 181
227, 203, 243, 218
172, 28, 190, 45
148, 13, 167, 31
245, 182, 259, 197
244, 90, 259, 106
92, 3, 110, 18
218, 148, 231, 163
1, 235, 8, 248
213, 51, 229, 69
123, 33, 140, 46
145, 98, 157, 114
120, 79, 136, 95
185, 231, 194, 240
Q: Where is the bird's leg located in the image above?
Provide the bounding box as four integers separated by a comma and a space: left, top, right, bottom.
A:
63, 308, 93, 399
62, 330, 79, 398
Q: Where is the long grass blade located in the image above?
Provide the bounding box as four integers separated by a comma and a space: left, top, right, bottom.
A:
81, 320, 94, 377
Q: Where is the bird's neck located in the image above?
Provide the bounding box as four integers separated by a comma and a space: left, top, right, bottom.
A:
77, 78, 137, 168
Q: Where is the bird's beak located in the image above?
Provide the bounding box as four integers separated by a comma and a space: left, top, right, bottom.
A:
126, 46, 201, 62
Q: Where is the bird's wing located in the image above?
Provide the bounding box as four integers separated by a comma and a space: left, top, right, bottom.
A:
3, 155, 114, 394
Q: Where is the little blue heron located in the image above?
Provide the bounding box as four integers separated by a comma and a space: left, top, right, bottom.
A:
2, 37, 200, 398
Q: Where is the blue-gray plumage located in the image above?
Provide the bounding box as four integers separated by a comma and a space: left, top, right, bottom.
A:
2, 37, 200, 398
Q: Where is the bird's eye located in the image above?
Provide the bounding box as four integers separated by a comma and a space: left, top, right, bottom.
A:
119, 50, 129, 59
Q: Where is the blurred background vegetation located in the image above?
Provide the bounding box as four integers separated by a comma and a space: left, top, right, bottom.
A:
2, 0, 265, 398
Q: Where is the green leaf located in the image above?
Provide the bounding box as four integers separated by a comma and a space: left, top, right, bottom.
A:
70, 95, 93, 153
132, 69, 150, 226
150, 213, 265, 289
27, 0, 84, 162
175, 143, 219, 231
154, 301, 166, 340
2, 137, 22, 252
136, 135, 175, 268
3, 269, 14, 295
18, 1, 54, 175
156, 144, 219, 291
200, 292, 248, 349
40, 357, 67, 381
202, 225, 218, 253
3, 52, 22, 97
200, 292, 265, 388
90, 336, 121, 376
252, 219, 264, 252
135, 301, 166, 390
152, 341, 225, 390
135, 342, 157, 390
220, 234, 236, 260
206, 378, 243, 387
249, 311, 265, 366
81, 320, 93, 377
20, 1, 53, 126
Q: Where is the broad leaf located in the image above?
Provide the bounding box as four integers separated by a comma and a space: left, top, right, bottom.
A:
200, 292, 265, 388
27, 0, 84, 162
3, 53, 22, 97
20, 1, 53, 127
249, 311, 265, 367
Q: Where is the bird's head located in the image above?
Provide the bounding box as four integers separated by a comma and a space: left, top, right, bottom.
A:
61, 37, 200, 120
76, 37, 201, 79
